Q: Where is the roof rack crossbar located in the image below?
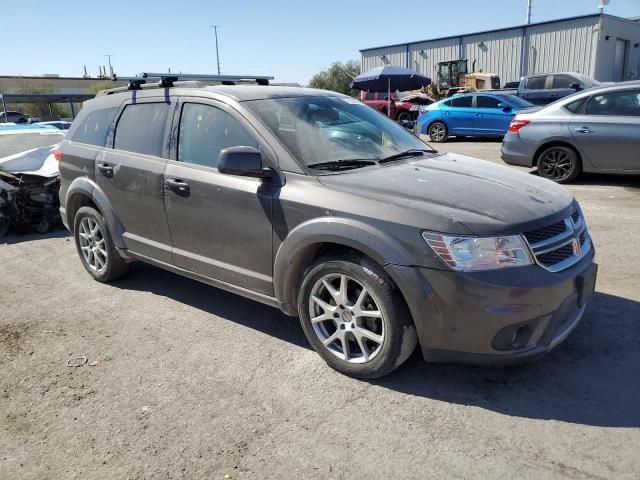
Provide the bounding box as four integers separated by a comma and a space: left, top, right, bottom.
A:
112, 72, 273, 90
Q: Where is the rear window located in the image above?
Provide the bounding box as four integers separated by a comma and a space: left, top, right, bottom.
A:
70, 107, 118, 146
526, 76, 547, 90
450, 96, 472, 108
552, 75, 576, 89
0, 131, 64, 158
114, 103, 170, 157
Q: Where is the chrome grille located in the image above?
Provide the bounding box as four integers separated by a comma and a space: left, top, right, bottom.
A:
523, 208, 590, 272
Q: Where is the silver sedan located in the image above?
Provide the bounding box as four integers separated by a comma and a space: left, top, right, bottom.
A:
501, 81, 640, 183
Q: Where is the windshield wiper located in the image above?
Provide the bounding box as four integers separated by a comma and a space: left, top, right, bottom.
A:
379, 148, 438, 163
307, 159, 378, 171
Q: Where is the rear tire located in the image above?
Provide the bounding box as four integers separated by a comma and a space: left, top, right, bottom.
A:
536, 145, 581, 183
73, 206, 129, 282
297, 254, 417, 379
428, 121, 448, 143
396, 110, 411, 123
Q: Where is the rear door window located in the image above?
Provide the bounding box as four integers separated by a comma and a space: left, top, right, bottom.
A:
585, 90, 640, 117
113, 103, 171, 157
450, 96, 473, 108
552, 75, 576, 89
71, 107, 118, 146
178, 103, 258, 169
526, 76, 547, 90
476, 96, 501, 109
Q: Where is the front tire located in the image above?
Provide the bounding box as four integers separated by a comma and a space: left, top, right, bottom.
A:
298, 255, 417, 379
428, 121, 448, 143
73, 206, 129, 282
537, 145, 581, 183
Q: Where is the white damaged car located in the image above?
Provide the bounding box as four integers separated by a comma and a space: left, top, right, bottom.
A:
0, 125, 65, 236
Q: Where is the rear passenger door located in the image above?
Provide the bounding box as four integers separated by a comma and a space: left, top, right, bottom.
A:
98, 99, 174, 263
163, 99, 276, 296
520, 75, 550, 105
570, 89, 640, 171
445, 96, 475, 135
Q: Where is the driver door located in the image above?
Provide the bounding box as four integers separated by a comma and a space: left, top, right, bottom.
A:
163, 98, 278, 295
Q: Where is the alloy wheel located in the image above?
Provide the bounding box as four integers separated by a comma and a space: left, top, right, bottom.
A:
430, 123, 446, 142
308, 273, 385, 364
78, 217, 108, 273
541, 149, 574, 181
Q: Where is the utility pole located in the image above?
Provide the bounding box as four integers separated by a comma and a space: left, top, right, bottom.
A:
210, 25, 222, 75
527, 0, 532, 24
105, 54, 114, 76
598, 0, 610, 14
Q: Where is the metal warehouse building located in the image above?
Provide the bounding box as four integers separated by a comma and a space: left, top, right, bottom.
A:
360, 14, 640, 85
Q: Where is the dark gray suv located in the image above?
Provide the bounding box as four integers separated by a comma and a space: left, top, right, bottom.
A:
58, 80, 597, 378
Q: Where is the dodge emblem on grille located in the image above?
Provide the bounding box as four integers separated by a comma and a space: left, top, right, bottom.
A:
572, 238, 581, 256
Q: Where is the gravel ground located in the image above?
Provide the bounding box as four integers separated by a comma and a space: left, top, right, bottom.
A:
1, 141, 639, 479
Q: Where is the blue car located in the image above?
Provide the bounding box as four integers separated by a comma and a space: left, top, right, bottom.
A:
416, 93, 534, 143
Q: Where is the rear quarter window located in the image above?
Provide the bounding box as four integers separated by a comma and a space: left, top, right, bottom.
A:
70, 107, 118, 147
113, 103, 171, 157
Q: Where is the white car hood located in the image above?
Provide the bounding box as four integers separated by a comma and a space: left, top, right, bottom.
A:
0, 144, 59, 178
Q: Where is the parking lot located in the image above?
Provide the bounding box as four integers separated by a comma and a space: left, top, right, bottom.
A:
1, 140, 639, 479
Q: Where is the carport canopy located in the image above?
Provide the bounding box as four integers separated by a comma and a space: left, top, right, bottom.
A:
0, 92, 94, 120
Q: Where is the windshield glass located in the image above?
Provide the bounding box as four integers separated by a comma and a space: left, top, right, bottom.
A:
245, 96, 431, 168
0, 131, 64, 158
502, 95, 534, 108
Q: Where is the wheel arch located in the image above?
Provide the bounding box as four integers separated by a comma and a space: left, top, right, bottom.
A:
64, 177, 126, 249
532, 140, 581, 167
273, 218, 416, 317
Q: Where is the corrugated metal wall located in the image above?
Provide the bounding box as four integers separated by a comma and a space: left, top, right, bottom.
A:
361, 45, 407, 71
408, 38, 460, 81
462, 29, 523, 83
525, 17, 599, 78
595, 16, 640, 81
359, 16, 632, 84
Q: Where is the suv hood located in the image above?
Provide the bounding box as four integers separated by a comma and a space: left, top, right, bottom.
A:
316, 152, 574, 236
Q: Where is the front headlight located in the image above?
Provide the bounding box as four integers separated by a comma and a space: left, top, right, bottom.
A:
422, 232, 533, 271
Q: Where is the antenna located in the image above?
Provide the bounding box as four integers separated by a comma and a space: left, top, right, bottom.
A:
599, 0, 610, 14
210, 25, 222, 75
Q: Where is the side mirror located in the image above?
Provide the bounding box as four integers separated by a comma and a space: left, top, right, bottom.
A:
570, 83, 582, 91
218, 146, 271, 178
498, 103, 512, 112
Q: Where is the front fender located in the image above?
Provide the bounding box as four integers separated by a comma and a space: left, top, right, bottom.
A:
273, 216, 416, 315
64, 177, 126, 249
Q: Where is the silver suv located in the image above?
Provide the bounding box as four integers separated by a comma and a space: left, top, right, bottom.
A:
58, 74, 597, 378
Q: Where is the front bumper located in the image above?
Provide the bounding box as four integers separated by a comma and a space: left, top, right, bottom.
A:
501, 133, 537, 167
385, 251, 596, 365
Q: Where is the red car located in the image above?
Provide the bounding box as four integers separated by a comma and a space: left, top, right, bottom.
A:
360, 91, 435, 122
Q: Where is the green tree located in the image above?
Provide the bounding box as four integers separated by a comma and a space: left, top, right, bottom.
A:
308, 61, 360, 97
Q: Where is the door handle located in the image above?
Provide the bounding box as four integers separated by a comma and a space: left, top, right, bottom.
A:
165, 178, 190, 195
97, 162, 114, 177
575, 127, 594, 134
549, 93, 558, 97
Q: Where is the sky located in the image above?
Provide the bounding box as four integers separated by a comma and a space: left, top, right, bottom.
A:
2, 0, 638, 84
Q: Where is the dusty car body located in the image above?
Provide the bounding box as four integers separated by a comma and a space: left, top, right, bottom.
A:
0, 125, 64, 236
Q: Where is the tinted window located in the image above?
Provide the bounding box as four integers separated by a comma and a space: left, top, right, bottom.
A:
476, 96, 501, 109
114, 103, 170, 156
442, 100, 452, 107
502, 94, 533, 108
450, 96, 473, 108
71, 107, 118, 146
565, 97, 587, 113
552, 75, 576, 89
585, 90, 640, 117
178, 103, 258, 169
526, 76, 547, 90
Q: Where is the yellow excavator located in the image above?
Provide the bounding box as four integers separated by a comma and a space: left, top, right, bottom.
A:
425, 59, 501, 99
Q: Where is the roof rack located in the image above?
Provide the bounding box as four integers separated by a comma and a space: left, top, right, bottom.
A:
110, 72, 274, 91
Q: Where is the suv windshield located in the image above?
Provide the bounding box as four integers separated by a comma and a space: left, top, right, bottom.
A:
245, 96, 432, 169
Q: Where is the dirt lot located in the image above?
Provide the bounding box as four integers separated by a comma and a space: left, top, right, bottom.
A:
2, 140, 639, 479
